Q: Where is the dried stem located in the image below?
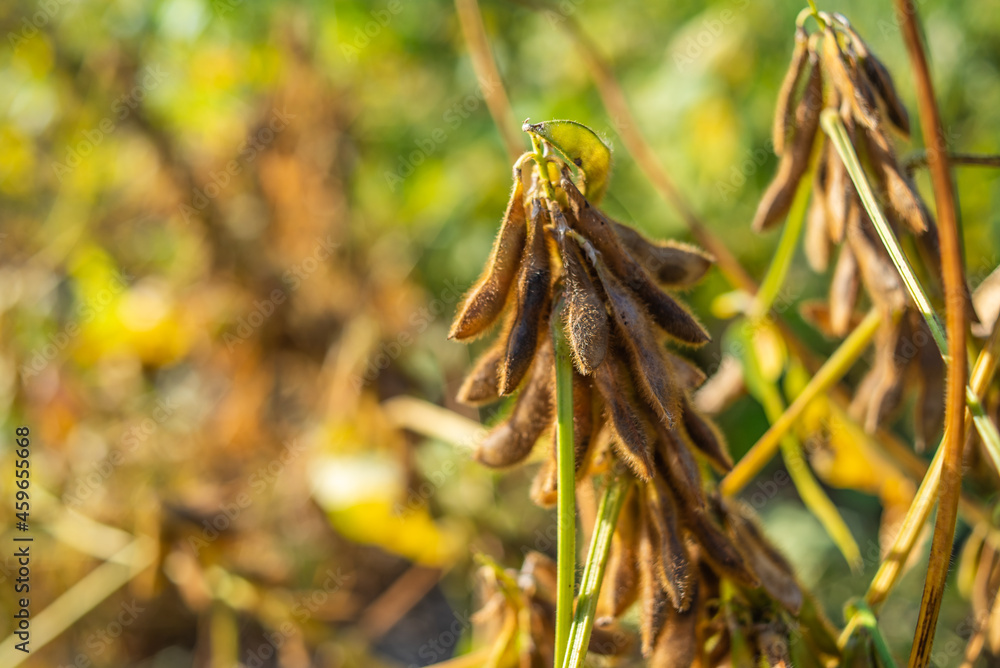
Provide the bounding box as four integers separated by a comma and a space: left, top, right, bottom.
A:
454, 0, 523, 161
904, 152, 1000, 175
888, 5, 967, 661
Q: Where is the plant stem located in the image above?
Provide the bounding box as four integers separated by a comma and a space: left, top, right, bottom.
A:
552, 311, 576, 668
561, 472, 630, 668
865, 313, 1000, 611
819, 110, 947, 355
720, 308, 882, 497
840, 600, 900, 668
453, 0, 522, 161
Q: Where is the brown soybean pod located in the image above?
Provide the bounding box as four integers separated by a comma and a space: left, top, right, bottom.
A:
679, 394, 733, 473
772, 27, 810, 157
562, 175, 710, 345
828, 244, 860, 337
498, 198, 552, 395
647, 476, 695, 612
456, 338, 505, 405
752, 52, 823, 232
610, 221, 713, 288
449, 171, 527, 340
594, 349, 654, 480
560, 233, 609, 375
475, 337, 554, 467
648, 575, 700, 668
593, 256, 682, 427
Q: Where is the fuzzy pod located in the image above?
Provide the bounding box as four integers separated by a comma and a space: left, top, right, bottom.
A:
752, 50, 823, 232
828, 243, 860, 337
862, 126, 930, 234
680, 394, 733, 473
722, 499, 803, 615
756, 626, 793, 668
593, 256, 682, 427
648, 574, 700, 668
821, 27, 880, 131
560, 233, 609, 375
647, 476, 695, 612
562, 175, 710, 346
594, 347, 655, 480
846, 26, 911, 136
653, 425, 759, 588
845, 202, 907, 314
610, 221, 714, 288
449, 172, 527, 340
850, 316, 906, 433
456, 338, 505, 406
772, 27, 810, 158
476, 337, 554, 467
499, 198, 553, 395
638, 509, 673, 657
667, 353, 707, 391
913, 224, 980, 326
823, 108, 852, 245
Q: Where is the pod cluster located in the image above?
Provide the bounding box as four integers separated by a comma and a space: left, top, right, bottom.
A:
451, 154, 830, 665
753, 12, 971, 449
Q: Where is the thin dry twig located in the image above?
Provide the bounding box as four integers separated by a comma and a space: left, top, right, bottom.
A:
454, 0, 523, 161
892, 1, 969, 664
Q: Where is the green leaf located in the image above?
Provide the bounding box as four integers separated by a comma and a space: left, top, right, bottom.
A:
523, 119, 612, 204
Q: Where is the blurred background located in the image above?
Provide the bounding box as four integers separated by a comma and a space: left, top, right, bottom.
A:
0, 0, 998, 666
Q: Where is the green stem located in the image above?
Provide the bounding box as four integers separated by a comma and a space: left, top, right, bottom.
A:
820, 109, 1000, 480
552, 311, 576, 668
840, 600, 900, 668
561, 472, 630, 668
819, 110, 947, 355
